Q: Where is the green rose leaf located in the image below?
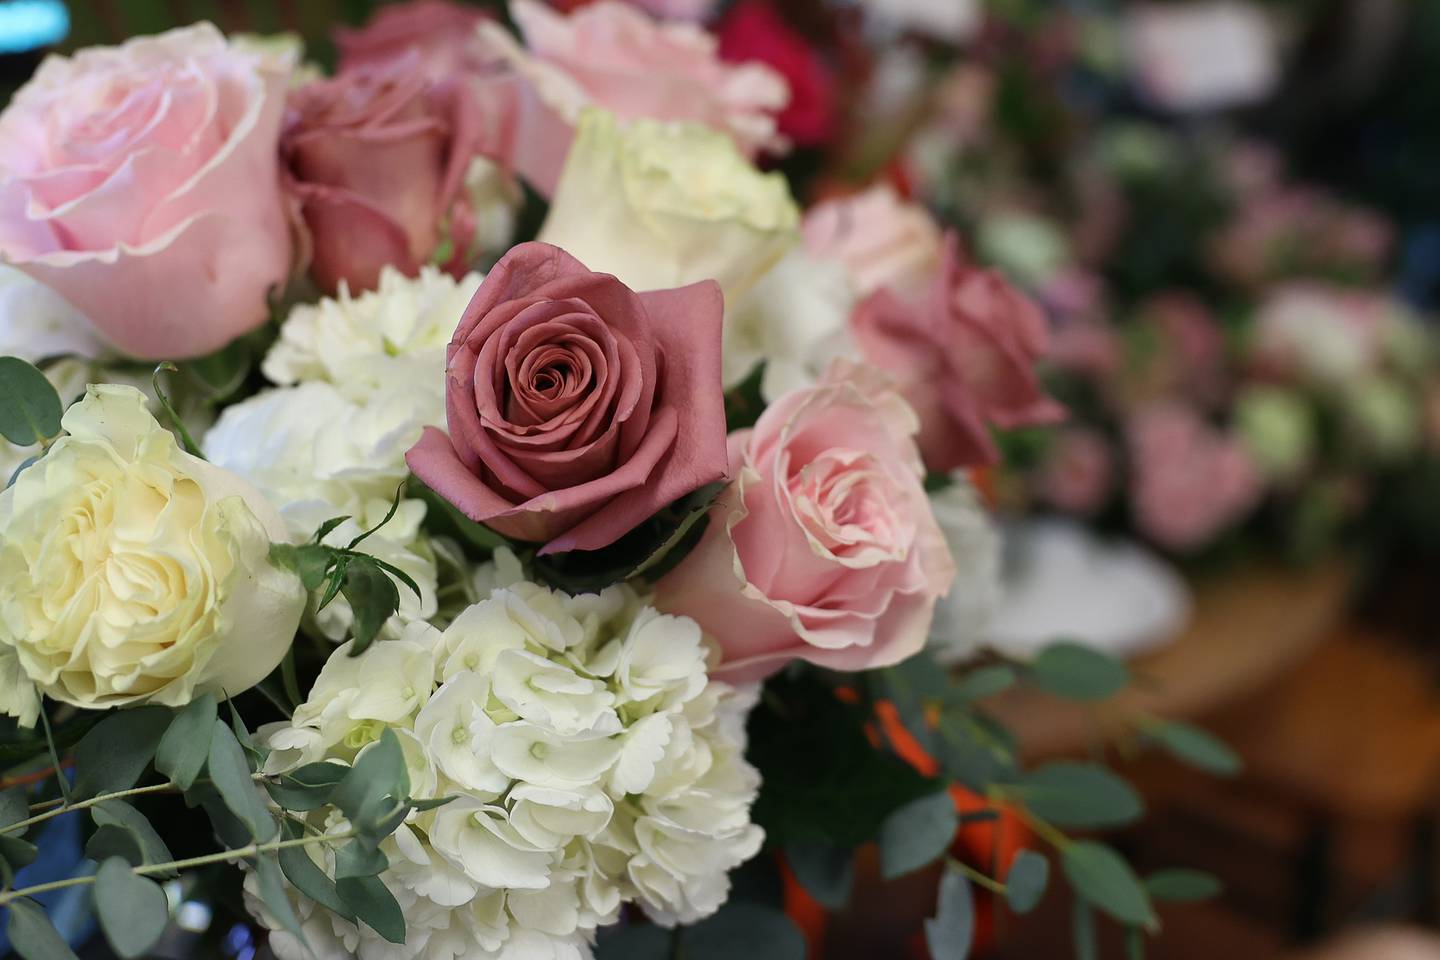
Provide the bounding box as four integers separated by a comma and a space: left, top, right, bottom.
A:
155, 693, 217, 791
1030, 642, 1130, 701
1063, 841, 1157, 929
0, 357, 63, 446
1016, 762, 1144, 828
207, 719, 276, 841
924, 864, 974, 960
1147, 721, 1242, 776
1145, 868, 1223, 903
337, 874, 406, 944
879, 790, 959, 881
6, 897, 79, 960
91, 800, 174, 872
680, 903, 806, 960
73, 706, 172, 799
1005, 850, 1050, 915
94, 857, 170, 959
342, 559, 401, 656
785, 841, 854, 910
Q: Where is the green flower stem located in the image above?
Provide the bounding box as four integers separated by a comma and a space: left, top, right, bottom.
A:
36, 700, 69, 805
9, 773, 268, 835
0, 829, 354, 906
948, 857, 1008, 896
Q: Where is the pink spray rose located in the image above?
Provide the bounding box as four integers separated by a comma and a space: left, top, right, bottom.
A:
1127, 404, 1262, 552
850, 232, 1065, 473
483, 0, 790, 195
1039, 427, 1115, 515
282, 57, 502, 294
803, 183, 944, 297
0, 24, 293, 360
335, 1, 497, 80
406, 242, 729, 554
656, 363, 956, 683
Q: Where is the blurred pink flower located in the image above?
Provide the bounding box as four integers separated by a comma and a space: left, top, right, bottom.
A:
1049, 319, 1122, 378
1039, 427, 1115, 515
335, 1, 498, 79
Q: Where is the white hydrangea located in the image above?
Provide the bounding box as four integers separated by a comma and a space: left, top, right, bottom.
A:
927, 479, 1002, 664
248, 581, 764, 960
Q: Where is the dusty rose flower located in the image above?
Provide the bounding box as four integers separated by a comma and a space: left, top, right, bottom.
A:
0, 24, 293, 359
282, 57, 502, 294
803, 184, 943, 297
851, 234, 1065, 472
335, 0, 498, 80
406, 242, 729, 554
1038, 427, 1114, 515
656, 363, 955, 683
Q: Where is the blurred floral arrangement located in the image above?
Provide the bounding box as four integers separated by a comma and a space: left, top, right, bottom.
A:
0, 2, 1249, 960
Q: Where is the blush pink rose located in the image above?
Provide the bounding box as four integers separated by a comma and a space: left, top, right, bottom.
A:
803, 184, 943, 297
656, 363, 956, 683
1127, 404, 1262, 551
0, 24, 293, 360
336, 1, 498, 80
1038, 427, 1115, 515
406, 241, 729, 554
282, 57, 504, 294
850, 233, 1065, 473
484, 0, 790, 195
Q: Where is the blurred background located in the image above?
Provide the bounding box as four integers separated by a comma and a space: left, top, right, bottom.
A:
6, 0, 1440, 958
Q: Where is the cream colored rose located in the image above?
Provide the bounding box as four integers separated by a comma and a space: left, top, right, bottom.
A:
0, 385, 304, 712
538, 109, 799, 305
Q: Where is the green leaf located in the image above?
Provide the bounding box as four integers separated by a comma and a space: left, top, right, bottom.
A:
342, 559, 400, 655
951, 665, 1018, 704
625, 490, 717, 582
279, 821, 353, 920
281, 542, 337, 591
1145, 869, 1222, 903
1062, 841, 1156, 929
785, 841, 854, 910
0, 357, 62, 446
407, 795, 458, 813
680, 903, 806, 960
1016, 762, 1144, 828
94, 857, 170, 959
924, 865, 974, 960
936, 711, 1017, 791
0, 834, 38, 876
312, 516, 351, 545
1073, 899, 1097, 960
91, 800, 174, 872
410, 479, 510, 553
336, 874, 405, 943
150, 363, 203, 458
256, 853, 308, 948
1127, 927, 1147, 960
0, 786, 28, 828
1030, 643, 1130, 701
1147, 721, 1241, 777
7, 897, 79, 960
1006, 850, 1050, 914
333, 729, 408, 837
155, 693, 217, 791
207, 719, 276, 841
73, 706, 171, 798
266, 761, 350, 812
878, 790, 959, 880
181, 337, 252, 401
84, 825, 143, 866
349, 485, 408, 549
335, 840, 389, 880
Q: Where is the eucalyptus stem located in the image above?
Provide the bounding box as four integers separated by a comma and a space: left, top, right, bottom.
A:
0, 829, 354, 906
8, 773, 268, 835
948, 857, 1007, 896
35, 700, 69, 805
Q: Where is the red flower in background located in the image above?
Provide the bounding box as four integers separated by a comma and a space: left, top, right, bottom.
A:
718, 0, 838, 148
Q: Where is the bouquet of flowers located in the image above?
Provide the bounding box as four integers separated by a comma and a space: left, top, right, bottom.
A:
0, 4, 1233, 959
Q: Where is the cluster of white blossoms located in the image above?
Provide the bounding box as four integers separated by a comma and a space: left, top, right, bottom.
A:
201, 267, 484, 639
249, 569, 764, 960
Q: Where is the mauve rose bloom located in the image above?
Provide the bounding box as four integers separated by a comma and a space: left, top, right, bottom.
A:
1127, 404, 1261, 551
335, 1, 497, 80
282, 57, 501, 294
851, 234, 1065, 472
717, 0, 837, 148
0, 24, 293, 360
482, 0, 790, 195
406, 242, 728, 554
1039, 427, 1114, 515
656, 363, 955, 683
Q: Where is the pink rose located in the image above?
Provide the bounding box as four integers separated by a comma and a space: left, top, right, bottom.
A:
406, 242, 729, 554
656, 363, 956, 683
0, 24, 292, 360
336, 1, 498, 80
1127, 404, 1261, 551
282, 57, 502, 294
717, 0, 838, 148
850, 233, 1065, 472
484, 0, 790, 195
803, 184, 943, 297
1038, 427, 1114, 515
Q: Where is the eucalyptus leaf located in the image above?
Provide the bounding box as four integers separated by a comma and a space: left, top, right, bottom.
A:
155, 693, 217, 791
1030, 643, 1129, 701
1062, 841, 1157, 929
280, 821, 353, 920
1148, 721, 1241, 776
335, 840, 389, 879
84, 825, 143, 867
7, 897, 79, 960
1073, 899, 1098, 960
337, 874, 406, 944
0, 833, 37, 881
0, 785, 29, 828
1006, 850, 1050, 914
267, 761, 350, 812
207, 719, 276, 841
951, 665, 1018, 704
1017, 762, 1144, 828
1145, 869, 1222, 902
924, 865, 974, 960
333, 729, 408, 836
73, 706, 171, 798
785, 841, 854, 910
256, 853, 308, 948
0, 357, 62, 446
95, 857, 170, 959
91, 800, 174, 872
680, 903, 806, 960
878, 790, 959, 880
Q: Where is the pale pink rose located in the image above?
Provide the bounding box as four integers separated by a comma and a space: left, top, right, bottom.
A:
850, 234, 1065, 472
1127, 404, 1262, 551
406, 242, 728, 554
335, 1, 499, 80
803, 184, 944, 297
1249, 283, 1389, 385
656, 363, 956, 683
282, 56, 508, 294
0, 24, 292, 360
1039, 427, 1115, 514
483, 0, 790, 195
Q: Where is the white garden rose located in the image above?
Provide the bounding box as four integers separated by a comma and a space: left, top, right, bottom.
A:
248, 578, 763, 959
927, 479, 1002, 664
0, 385, 304, 716
538, 109, 799, 305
